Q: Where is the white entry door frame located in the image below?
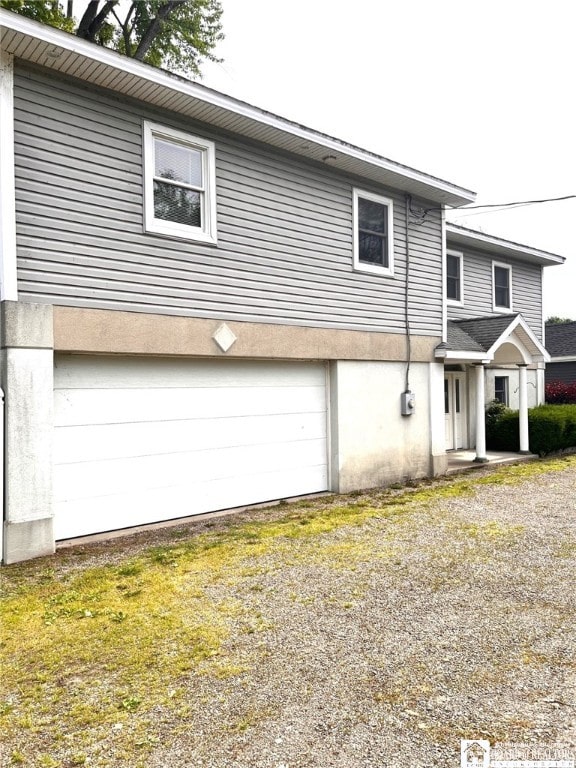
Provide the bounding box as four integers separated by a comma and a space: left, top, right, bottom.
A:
444, 371, 467, 450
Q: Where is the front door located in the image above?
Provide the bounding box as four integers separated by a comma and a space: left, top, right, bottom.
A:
444, 372, 466, 450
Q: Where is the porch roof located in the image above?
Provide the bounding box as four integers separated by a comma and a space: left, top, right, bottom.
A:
438, 314, 550, 364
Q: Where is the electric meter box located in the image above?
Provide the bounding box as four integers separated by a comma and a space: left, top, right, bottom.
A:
401, 391, 415, 416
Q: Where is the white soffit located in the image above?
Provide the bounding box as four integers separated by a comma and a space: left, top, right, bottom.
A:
0, 9, 476, 207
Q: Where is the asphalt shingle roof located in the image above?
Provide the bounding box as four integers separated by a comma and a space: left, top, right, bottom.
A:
446, 322, 485, 352
445, 315, 518, 353
545, 321, 576, 357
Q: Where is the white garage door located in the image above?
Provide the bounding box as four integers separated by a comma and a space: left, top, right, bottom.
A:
53, 355, 328, 540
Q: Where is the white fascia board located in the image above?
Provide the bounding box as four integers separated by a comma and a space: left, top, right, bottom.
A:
446, 223, 566, 266
550, 355, 576, 363
439, 351, 492, 363
486, 314, 550, 361
0, 10, 476, 206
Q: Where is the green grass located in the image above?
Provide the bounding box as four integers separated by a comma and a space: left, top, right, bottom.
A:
1, 453, 575, 766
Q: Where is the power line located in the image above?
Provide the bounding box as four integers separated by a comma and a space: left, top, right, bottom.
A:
449, 194, 575, 212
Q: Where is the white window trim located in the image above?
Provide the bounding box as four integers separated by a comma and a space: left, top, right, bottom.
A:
143, 121, 217, 244
492, 261, 513, 313
353, 188, 394, 276
494, 375, 510, 406
446, 249, 464, 306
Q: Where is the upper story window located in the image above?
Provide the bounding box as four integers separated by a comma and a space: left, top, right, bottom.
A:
353, 189, 394, 276
143, 121, 217, 244
446, 250, 463, 304
493, 262, 512, 312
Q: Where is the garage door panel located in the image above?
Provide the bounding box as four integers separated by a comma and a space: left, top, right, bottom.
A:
55, 385, 326, 427
55, 437, 328, 501
55, 462, 329, 541
54, 356, 328, 539
54, 411, 327, 463
55, 356, 325, 389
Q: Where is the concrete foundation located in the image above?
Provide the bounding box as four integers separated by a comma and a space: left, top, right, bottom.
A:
3, 518, 54, 564
1, 301, 54, 563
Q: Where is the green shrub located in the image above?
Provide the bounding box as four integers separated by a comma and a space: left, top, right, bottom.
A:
485, 399, 509, 430
486, 403, 576, 456
486, 409, 519, 452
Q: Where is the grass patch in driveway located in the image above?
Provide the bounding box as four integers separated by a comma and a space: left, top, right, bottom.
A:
1, 498, 407, 765
1, 454, 575, 767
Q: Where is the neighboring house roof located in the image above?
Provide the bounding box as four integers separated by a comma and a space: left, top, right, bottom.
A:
0, 9, 476, 208
545, 321, 576, 359
438, 314, 550, 364
446, 223, 566, 267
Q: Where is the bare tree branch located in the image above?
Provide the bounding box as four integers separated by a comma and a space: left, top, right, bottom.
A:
111, 2, 132, 55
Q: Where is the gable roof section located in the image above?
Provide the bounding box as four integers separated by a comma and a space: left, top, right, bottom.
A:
446, 223, 566, 267
454, 315, 519, 352
0, 9, 476, 207
446, 322, 485, 353
545, 321, 576, 358
438, 314, 549, 363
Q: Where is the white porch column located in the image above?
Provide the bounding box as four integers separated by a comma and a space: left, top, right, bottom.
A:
518, 364, 530, 454
474, 364, 488, 463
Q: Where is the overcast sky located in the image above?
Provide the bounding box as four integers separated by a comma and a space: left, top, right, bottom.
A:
201, 0, 575, 320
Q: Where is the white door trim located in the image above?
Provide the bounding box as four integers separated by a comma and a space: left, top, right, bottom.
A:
444, 371, 467, 450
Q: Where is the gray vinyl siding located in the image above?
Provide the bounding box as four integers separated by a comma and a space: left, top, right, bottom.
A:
13, 65, 443, 337
447, 245, 543, 340
545, 361, 576, 385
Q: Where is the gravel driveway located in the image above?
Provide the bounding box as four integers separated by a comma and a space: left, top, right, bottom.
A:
2, 458, 575, 768
142, 459, 576, 768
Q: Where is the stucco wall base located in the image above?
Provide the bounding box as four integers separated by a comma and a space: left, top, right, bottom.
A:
53, 306, 439, 362
330, 361, 434, 493
430, 453, 448, 476
3, 518, 55, 564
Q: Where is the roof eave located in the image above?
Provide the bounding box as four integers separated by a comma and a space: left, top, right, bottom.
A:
446, 223, 566, 266
549, 354, 576, 363
0, 10, 476, 207
435, 349, 490, 363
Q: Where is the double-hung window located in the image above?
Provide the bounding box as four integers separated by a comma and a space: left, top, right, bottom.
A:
446, 251, 463, 304
494, 375, 509, 406
353, 189, 394, 276
144, 122, 217, 243
493, 262, 512, 312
